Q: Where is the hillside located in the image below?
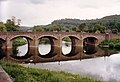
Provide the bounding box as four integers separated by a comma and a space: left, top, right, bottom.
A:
51, 15, 120, 27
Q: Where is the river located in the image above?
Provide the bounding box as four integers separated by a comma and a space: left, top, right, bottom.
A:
11, 44, 120, 82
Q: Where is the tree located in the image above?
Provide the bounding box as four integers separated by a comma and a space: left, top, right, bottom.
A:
0, 22, 7, 32
115, 21, 120, 32
49, 24, 61, 32
94, 24, 106, 33
100, 26, 106, 33
32, 25, 44, 32
5, 16, 21, 31
94, 24, 101, 31
5, 19, 17, 31
11, 16, 21, 26
112, 28, 118, 34
71, 26, 77, 31
78, 23, 86, 32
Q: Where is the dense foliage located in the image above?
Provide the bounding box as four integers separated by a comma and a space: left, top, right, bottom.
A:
0, 61, 101, 82
39, 38, 51, 44
0, 16, 20, 32
0, 22, 7, 32
32, 25, 44, 32
99, 38, 120, 49
12, 37, 27, 46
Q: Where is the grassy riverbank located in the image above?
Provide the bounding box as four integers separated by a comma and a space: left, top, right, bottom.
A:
0, 61, 102, 82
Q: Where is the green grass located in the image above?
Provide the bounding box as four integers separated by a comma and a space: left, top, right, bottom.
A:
0, 61, 102, 82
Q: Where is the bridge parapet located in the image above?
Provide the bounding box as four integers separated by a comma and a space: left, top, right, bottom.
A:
109, 33, 120, 40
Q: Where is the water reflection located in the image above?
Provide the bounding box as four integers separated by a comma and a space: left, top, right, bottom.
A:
12, 44, 28, 57
39, 44, 51, 55
0, 41, 6, 59
83, 44, 97, 55
24, 53, 120, 82
62, 41, 72, 55
0, 47, 6, 59
0, 43, 119, 60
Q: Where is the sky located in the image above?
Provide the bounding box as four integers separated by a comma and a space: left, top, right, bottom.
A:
0, 0, 120, 26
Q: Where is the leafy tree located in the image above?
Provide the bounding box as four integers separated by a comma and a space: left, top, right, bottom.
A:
100, 26, 106, 33
71, 27, 76, 31
5, 19, 17, 31
112, 28, 118, 34
94, 24, 101, 31
4, 16, 21, 31
0, 22, 7, 32
78, 23, 86, 32
49, 24, 61, 32
32, 25, 44, 32
115, 21, 120, 32
94, 24, 106, 33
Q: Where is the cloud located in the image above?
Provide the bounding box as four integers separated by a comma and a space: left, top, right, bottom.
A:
0, 0, 8, 2
30, 0, 47, 4
78, 4, 98, 9
1, 0, 120, 26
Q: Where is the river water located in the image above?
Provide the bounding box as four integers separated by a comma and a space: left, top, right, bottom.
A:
13, 44, 120, 82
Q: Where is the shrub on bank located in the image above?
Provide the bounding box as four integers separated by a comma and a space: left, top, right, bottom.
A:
114, 43, 120, 49
0, 61, 102, 82
99, 40, 109, 46
99, 38, 120, 49
109, 43, 114, 48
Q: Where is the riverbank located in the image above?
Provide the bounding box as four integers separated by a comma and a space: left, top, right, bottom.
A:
0, 61, 101, 82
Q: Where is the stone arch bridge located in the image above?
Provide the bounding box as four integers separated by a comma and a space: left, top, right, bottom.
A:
0, 32, 119, 63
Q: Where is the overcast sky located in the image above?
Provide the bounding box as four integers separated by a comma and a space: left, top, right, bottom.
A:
0, 0, 120, 26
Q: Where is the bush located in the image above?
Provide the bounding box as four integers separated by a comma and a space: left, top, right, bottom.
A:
100, 38, 120, 49
112, 29, 118, 34
114, 43, 120, 49
109, 43, 114, 48
99, 40, 109, 45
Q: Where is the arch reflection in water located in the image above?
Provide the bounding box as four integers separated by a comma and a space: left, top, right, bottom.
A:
62, 36, 72, 55
12, 37, 28, 58
38, 37, 57, 58
0, 39, 6, 58
0, 48, 6, 59
83, 44, 97, 55
39, 38, 51, 55
39, 44, 51, 55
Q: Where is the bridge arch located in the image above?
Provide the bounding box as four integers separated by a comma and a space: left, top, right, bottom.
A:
0, 38, 6, 48
37, 35, 58, 58
10, 35, 33, 41
0, 38, 6, 59
37, 35, 58, 40
62, 35, 80, 57
9, 36, 33, 59
83, 36, 98, 46
61, 35, 80, 40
